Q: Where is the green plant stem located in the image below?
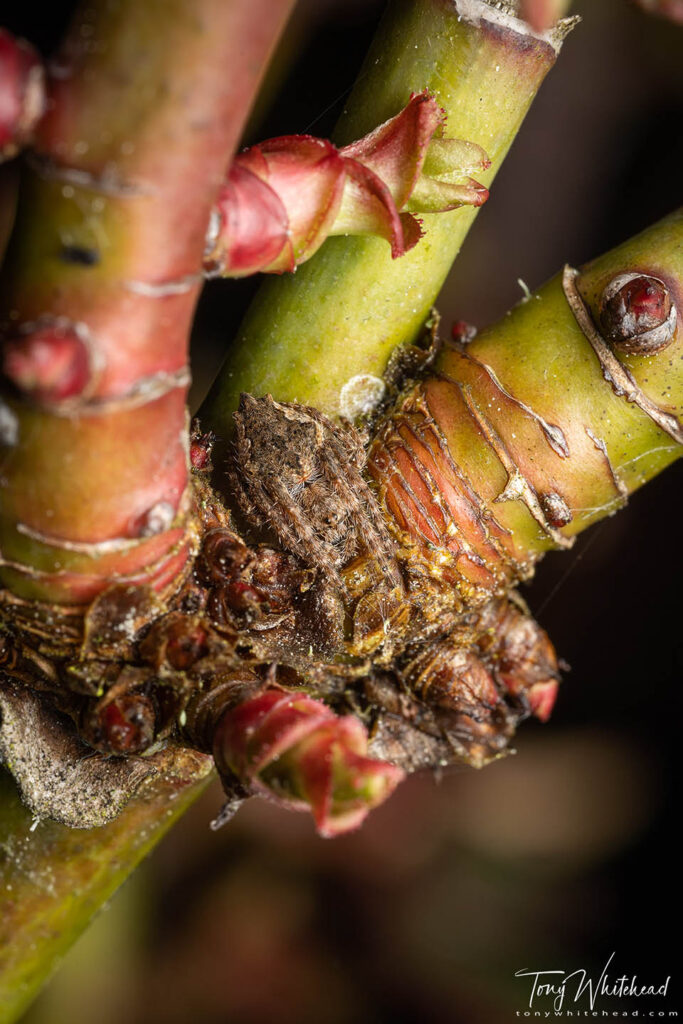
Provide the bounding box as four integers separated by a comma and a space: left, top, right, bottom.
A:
202, 0, 574, 429
443, 209, 683, 548
368, 210, 683, 597
0, 761, 212, 1024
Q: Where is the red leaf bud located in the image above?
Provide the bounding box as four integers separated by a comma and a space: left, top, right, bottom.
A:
3, 320, 93, 405
599, 273, 677, 355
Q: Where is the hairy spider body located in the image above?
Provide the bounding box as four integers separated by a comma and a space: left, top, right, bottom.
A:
232, 394, 401, 590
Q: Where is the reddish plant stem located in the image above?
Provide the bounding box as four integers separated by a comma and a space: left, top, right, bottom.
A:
0, 0, 294, 606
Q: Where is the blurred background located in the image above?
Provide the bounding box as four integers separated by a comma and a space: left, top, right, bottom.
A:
4, 0, 682, 1020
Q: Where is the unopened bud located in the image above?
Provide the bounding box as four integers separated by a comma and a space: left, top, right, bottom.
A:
3, 320, 92, 405
213, 688, 404, 837
540, 491, 572, 528
189, 428, 216, 470
599, 272, 677, 355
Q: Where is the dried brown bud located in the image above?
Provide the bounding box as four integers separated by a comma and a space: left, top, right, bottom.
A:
200, 528, 253, 584
406, 641, 501, 717
478, 600, 560, 723
208, 580, 263, 620
540, 490, 572, 527
599, 273, 677, 355
140, 612, 209, 671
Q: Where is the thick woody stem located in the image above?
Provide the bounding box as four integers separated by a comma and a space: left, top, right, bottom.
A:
0, 1, 294, 1013
369, 210, 683, 586
202, 0, 577, 428
0, 0, 294, 606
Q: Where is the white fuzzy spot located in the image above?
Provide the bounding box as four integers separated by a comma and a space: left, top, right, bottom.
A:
339, 374, 386, 421
139, 502, 175, 537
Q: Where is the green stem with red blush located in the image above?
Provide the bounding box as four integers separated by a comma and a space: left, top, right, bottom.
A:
377, 210, 683, 575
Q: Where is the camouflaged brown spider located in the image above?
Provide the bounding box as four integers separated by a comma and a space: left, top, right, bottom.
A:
231, 394, 401, 591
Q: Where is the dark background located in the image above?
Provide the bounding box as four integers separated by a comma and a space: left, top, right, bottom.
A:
5, 0, 682, 1020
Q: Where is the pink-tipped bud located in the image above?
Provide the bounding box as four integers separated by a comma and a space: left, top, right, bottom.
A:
3, 321, 92, 405
0, 29, 45, 158
213, 688, 404, 837
478, 600, 561, 723
206, 92, 489, 278
526, 679, 559, 723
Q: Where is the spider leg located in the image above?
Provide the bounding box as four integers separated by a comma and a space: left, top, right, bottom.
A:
226, 466, 266, 529
263, 477, 344, 588
319, 448, 402, 588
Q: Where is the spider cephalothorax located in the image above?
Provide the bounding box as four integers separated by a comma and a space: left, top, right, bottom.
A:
231, 393, 401, 590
